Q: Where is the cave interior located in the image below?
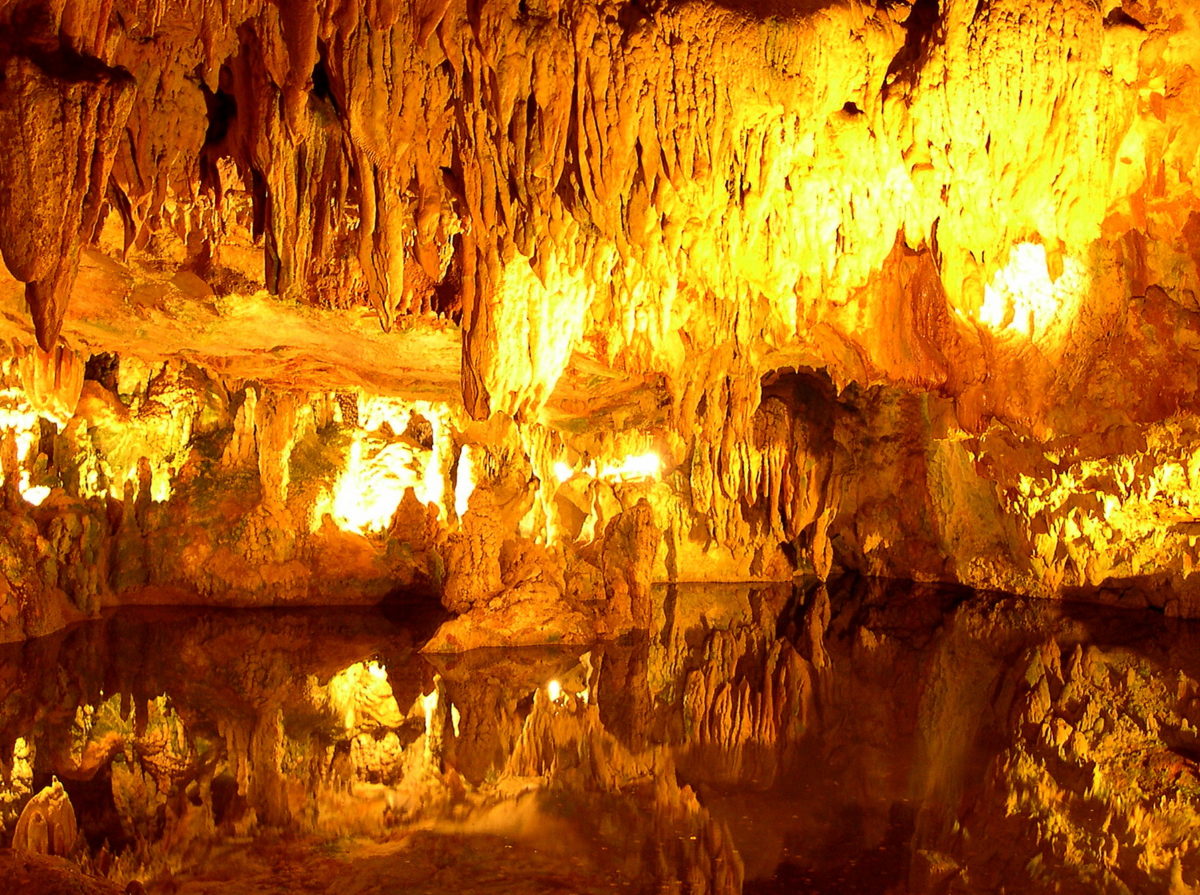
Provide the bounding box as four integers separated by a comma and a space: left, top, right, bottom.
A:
1, 0, 1200, 891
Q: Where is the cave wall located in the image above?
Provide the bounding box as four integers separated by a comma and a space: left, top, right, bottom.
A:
0, 0, 1198, 635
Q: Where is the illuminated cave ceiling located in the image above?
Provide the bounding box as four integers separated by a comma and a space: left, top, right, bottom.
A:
0, 0, 1194, 425
0, 0, 1199, 630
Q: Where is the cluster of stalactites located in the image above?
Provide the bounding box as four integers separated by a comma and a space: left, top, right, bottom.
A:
0, 0, 1190, 434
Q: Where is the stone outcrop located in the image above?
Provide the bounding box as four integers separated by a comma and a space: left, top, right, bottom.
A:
597, 497, 659, 629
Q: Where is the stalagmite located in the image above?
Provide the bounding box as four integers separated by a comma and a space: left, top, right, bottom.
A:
12, 778, 77, 856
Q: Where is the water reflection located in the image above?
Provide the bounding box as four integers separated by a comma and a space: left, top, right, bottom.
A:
2, 579, 1200, 893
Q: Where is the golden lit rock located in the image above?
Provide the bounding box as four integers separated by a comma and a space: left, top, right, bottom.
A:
0, 0, 1198, 887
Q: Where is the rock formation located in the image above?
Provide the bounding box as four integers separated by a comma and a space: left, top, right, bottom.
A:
0, 0, 1191, 636
12, 778, 77, 856
0, 0, 1198, 887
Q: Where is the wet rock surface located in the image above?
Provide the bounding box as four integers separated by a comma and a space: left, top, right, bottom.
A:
1, 579, 1199, 893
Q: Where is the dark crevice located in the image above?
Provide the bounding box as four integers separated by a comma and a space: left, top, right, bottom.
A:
311, 41, 342, 115
616, 0, 657, 34
883, 0, 941, 88
53, 770, 135, 854
759, 367, 838, 441
200, 81, 237, 149
84, 352, 120, 393
1104, 6, 1145, 30
249, 167, 268, 241
0, 4, 134, 86
197, 64, 239, 200
432, 232, 464, 320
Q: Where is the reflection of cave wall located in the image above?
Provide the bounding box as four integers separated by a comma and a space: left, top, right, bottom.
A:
4, 577, 1200, 891
0, 607, 749, 892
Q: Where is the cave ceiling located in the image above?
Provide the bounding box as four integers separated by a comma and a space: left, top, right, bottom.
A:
0, 0, 1194, 435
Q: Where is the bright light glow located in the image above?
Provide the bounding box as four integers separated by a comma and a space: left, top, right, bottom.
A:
450, 704, 461, 737
359, 398, 447, 509
0, 388, 62, 506
421, 689, 439, 732
553, 461, 573, 483
598, 452, 661, 482
546, 680, 562, 702
329, 436, 421, 533
150, 467, 172, 503
0, 394, 39, 464
10, 737, 30, 785
1, 372, 192, 508
455, 445, 477, 518
325, 661, 404, 729
314, 397, 451, 534
22, 485, 50, 506
977, 243, 1086, 339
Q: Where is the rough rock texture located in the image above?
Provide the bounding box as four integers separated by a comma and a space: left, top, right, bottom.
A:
0, 0, 1197, 631
0, 849, 123, 895
12, 779, 78, 856
0, 353, 456, 640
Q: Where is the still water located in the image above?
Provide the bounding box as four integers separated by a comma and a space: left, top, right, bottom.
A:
2, 578, 1200, 894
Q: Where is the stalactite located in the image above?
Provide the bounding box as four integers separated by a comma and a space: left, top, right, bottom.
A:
0, 51, 134, 349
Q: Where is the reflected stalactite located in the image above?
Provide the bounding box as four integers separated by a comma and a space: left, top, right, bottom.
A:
0, 602, 757, 892
678, 626, 815, 789
0, 584, 1199, 891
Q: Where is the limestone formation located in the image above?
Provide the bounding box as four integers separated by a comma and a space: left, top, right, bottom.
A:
0, 0, 1197, 886
0, 0, 1190, 637
13, 778, 77, 857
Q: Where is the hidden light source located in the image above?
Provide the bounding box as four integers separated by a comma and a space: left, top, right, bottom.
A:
21, 485, 50, 506
598, 452, 661, 482
316, 398, 452, 534
976, 243, 1086, 340
455, 445, 477, 518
